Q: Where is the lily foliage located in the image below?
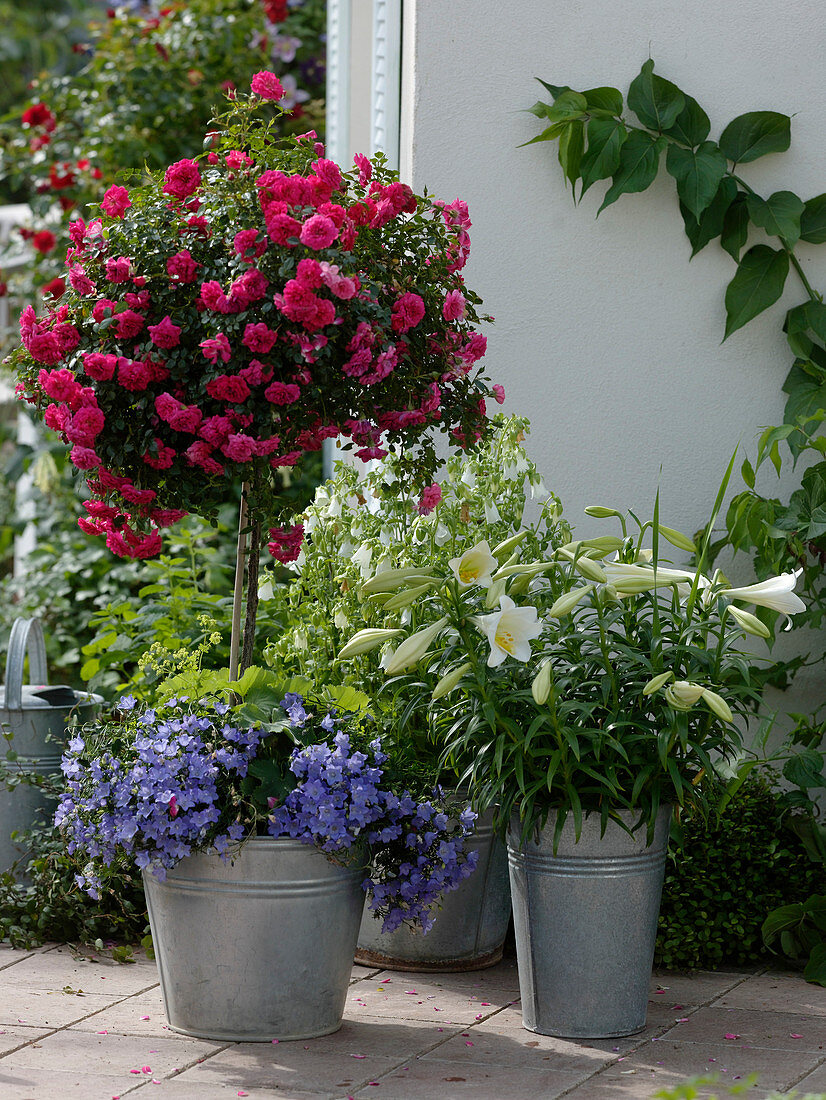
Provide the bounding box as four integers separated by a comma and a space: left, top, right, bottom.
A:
340, 461, 805, 847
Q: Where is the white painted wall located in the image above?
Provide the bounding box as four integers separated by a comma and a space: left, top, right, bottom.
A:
397, 1, 825, 719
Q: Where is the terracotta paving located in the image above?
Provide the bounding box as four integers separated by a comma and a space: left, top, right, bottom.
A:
0, 943, 823, 1099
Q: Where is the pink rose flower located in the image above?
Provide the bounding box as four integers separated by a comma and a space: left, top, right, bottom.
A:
267, 522, 304, 563
143, 439, 176, 470
492, 383, 506, 405
225, 149, 254, 171
221, 433, 257, 462
117, 358, 152, 391
264, 380, 301, 405
353, 153, 373, 187
115, 310, 145, 338
148, 316, 182, 348
68, 264, 96, 295
166, 249, 200, 283
391, 291, 426, 333
442, 289, 466, 322
265, 211, 301, 246
205, 375, 251, 403
163, 159, 201, 200
82, 352, 118, 381
299, 213, 338, 250
250, 71, 285, 100
233, 230, 267, 261
101, 185, 131, 218
242, 322, 278, 354
105, 256, 131, 283
69, 446, 101, 470
200, 333, 232, 363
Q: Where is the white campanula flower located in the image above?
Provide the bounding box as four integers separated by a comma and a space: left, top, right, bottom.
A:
351, 543, 372, 577
484, 501, 501, 524
472, 595, 544, 667
449, 540, 498, 588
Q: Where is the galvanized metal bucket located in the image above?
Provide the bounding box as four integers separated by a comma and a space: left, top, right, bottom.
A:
143, 836, 366, 1041
355, 806, 511, 972
0, 617, 102, 871
507, 806, 671, 1038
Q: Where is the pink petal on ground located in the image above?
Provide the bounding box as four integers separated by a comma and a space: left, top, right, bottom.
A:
238, 1092, 249, 1097
97, 1030, 108, 1034
140, 1016, 150, 1021
271, 1039, 279, 1044
791, 1033, 803, 1039
350, 1054, 367, 1059
141, 1066, 151, 1074
480, 1002, 491, 1006
724, 1033, 740, 1040
404, 989, 416, 994
465, 1041, 474, 1047
676, 1018, 689, 1023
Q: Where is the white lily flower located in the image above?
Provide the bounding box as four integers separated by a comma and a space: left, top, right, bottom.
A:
725, 604, 771, 639
723, 572, 805, 617
604, 562, 708, 589
472, 595, 544, 667
484, 501, 501, 524
664, 680, 704, 710
449, 540, 498, 588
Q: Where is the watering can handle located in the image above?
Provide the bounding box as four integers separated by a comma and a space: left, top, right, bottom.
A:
4, 618, 48, 711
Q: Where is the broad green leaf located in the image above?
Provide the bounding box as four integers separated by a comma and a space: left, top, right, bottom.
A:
718, 110, 791, 164
580, 117, 626, 194
539, 88, 588, 124
666, 141, 727, 220
720, 192, 750, 261
679, 176, 737, 256
582, 85, 623, 115
762, 902, 804, 942
746, 190, 804, 247
535, 78, 571, 100
803, 941, 826, 986
805, 301, 826, 344
558, 118, 584, 189
741, 456, 755, 489
723, 245, 789, 339
800, 193, 826, 243
782, 364, 826, 434
627, 59, 685, 131
663, 93, 711, 147
782, 747, 825, 789
520, 121, 570, 147
598, 130, 665, 214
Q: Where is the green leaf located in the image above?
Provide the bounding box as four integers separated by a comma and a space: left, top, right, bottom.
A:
520, 121, 570, 147
803, 941, 826, 986
663, 93, 711, 147
800, 193, 826, 244
720, 192, 750, 261
582, 86, 623, 115
723, 245, 790, 339
535, 78, 571, 100
558, 119, 585, 189
679, 176, 737, 257
746, 190, 805, 247
782, 747, 825, 789
580, 118, 627, 194
782, 364, 826, 430
762, 902, 804, 943
598, 130, 665, 214
665, 141, 727, 220
627, 59, 685, 132
718, 110, 791, 165
805, 301, 826, 345
741, 456, 755, 489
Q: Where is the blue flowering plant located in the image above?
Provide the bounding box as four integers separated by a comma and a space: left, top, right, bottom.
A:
56, 689, 479, 932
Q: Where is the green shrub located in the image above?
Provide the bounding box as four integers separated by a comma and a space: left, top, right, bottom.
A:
655, 770, 823, 969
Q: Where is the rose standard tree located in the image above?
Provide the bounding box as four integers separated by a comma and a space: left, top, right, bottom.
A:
9, 74, 497, 676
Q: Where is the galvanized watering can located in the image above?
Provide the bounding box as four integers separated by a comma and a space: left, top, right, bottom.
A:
0, 617, 102, 871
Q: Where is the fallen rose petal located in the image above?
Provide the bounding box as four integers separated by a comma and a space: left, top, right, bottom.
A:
790, 1033, 803, 1038
724, 1033, 740, 1040
140, 1015, 150, 1021
350, 1054, 367, 1059
676, 1017, 689, 1023
465, 1041, 474, 1046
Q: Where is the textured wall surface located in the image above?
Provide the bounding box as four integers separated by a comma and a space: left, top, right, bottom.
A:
399, 0, 826, 716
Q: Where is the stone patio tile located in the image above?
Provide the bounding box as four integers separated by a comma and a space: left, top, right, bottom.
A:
349, 1059, 592, 1098
417, 1024, 619, 1072
371, 957, 522, 995
351, 965, 381, 983
281, 1016, 462, 1060
791, 1058, 826, 1093
651, 968, 755, 1005
582, 1035, 824, 1095
169, 1043, 404, 1096
1, 1027, 219, 1078
712, 971, 826, 1017
345, 976, 510, 1025
124, 1082, 329, 1099
0, 946, 159, 997
0, 987, 122, 1029
0, 1024, 53, 1056
657, 1005, 826, 1052
0, 1065, 156, 1100
70, 988, 182, 1039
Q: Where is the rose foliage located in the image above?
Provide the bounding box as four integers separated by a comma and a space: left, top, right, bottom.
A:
10, 79, 496, 561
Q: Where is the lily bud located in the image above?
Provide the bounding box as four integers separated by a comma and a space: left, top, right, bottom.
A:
508, 572, 533, 597
383, 580, 437, 611
642, 671, 674, 696
584, 506, 622, 519
664, 680, 705, 710
337, 627, 404, 660
492, 529, 530, 560
531, 660, 553, 705
485, 576, 508, 609
573, 556, 607, 584
383, 616, 450, 676
701, 687, 734, 723
432, 661, 473, 700
548, 584, 593, 618
725, 604, 771, 639
658, 524, 697, 553
361, 567, 435, 595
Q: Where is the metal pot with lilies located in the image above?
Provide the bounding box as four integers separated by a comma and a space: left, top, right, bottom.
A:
340, 456, 805, 1037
